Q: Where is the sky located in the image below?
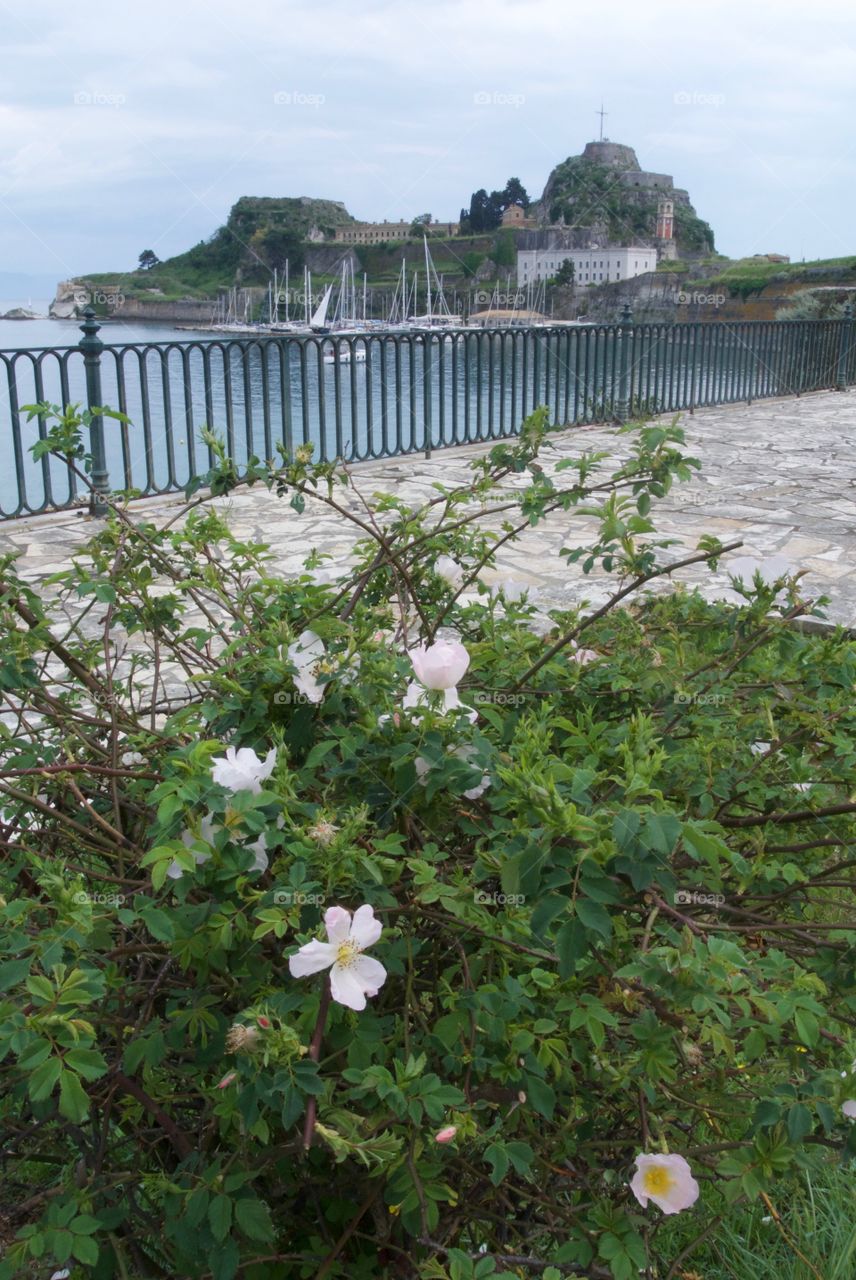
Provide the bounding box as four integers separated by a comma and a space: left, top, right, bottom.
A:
0, 0, 854, 288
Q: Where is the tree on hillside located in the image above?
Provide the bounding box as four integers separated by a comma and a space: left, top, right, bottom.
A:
459, 179, 531, 234
552, 259, 575, 286
409, 213, 432, 236
138, 249, 160, 271
249, 226, 305, 278
503, 177, 530, 210
465, 190, 494, 234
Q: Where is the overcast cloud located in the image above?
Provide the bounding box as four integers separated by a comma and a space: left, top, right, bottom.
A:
0, 0, 854, 282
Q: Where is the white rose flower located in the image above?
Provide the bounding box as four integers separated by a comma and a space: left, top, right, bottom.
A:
288, 904, 387, 1011
210, 746, 276, 795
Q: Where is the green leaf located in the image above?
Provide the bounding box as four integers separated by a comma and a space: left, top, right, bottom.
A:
72, 1234, 99, 1265
0, 956, 32, 990
64, 1047, 108, 1081
25, 974, 55, 1004
139, 906, 175, 943
484, 1142, 509, 1185
575, 898, 612, 941
208, 1193, 233, 1242
304, 739, 338, 769
234, 1197, 274, 1242
754, 1100, 781, 1128
793, 1008, 819, 1047
612, 809, 640, 852
506, 1141, 534, 1176
786, 1103, 813, 1143
58, 1069, 90, 1122
209, 1237, 240, 1280
28, 1057, 61, 1102
16, 1040, 53, 1071
556, 920, 588, 979
641, 812, 681, 856
526, 1075, 556, 1120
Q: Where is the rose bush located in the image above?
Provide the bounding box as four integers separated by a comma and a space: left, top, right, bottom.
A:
0, 405, 854, 1279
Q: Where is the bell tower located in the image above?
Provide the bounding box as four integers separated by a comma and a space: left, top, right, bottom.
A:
656, 197, 678, 260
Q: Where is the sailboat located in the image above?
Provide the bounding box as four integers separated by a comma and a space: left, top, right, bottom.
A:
407, 235, 460, 332
321, 259, 368, 361
320, 268, 366, 362
310, 284, 334, 333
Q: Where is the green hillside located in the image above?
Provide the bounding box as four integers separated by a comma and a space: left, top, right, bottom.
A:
85, 197, 356, 300
542, 155, 715, 254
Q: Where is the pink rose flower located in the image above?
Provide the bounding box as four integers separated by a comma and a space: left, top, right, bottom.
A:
410, 639, 470, 691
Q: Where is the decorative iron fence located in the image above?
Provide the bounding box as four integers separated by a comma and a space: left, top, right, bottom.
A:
1, 304, 853, 519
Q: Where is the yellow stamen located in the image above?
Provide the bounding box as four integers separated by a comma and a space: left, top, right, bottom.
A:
643, 1165, 676, 1197
335, 939, 360, 968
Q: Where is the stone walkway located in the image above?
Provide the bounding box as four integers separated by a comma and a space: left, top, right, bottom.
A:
2, 390, 855, 629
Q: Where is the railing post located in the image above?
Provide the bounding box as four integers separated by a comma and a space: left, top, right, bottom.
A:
422, 333, 433, 458
615, 302, 633, 422
78, 307, 110, 515
836, 302, 853, 391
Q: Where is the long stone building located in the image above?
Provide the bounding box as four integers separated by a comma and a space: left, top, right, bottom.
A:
334, 219, 459, 245
517, 246, 658, 287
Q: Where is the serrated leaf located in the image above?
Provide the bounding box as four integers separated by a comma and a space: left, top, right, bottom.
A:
63, 1047, 108, 1081
786, 1103, 812, 1143
58, 1069, 90, 1122
234, 1197, 274, 1242
575, 898, 612, 940
28, 1056, 61, 1102
208, 1193, 232, 1242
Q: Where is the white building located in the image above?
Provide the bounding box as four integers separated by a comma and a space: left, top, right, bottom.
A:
517, 247, 658, 288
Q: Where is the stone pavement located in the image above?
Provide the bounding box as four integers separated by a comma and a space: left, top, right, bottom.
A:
2, 390, 855, 629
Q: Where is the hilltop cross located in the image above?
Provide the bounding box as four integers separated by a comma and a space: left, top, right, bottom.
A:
597, 104, 608, 140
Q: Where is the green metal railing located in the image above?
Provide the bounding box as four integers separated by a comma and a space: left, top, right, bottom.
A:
1, 304, 853, 519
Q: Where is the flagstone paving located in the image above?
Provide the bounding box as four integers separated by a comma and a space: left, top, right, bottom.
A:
2, 389, 856, 631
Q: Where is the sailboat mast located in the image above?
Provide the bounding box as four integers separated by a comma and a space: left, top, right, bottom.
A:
424, 234, 432, 321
